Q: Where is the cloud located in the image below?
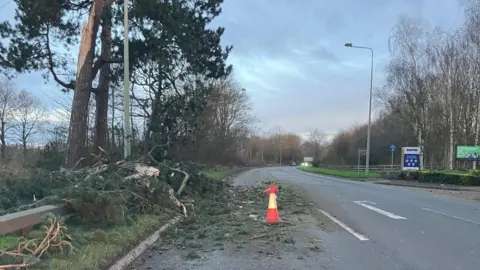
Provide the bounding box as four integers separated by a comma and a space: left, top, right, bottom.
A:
1, 0, 467, 141
213, 0, 465, 137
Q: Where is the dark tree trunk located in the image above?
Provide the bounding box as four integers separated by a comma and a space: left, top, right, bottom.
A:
22, 134, 27, 165
65, 0, 109, 168
0, 120, 5, 159
94, 8, 112, 155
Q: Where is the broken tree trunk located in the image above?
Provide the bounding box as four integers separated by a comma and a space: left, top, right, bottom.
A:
65, 0, 112, 169
94, 8, 112, 156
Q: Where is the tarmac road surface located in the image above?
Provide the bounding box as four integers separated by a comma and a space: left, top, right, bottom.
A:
237, 166, 480, 270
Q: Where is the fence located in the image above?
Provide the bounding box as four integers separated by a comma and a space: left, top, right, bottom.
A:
0, 205, 69, 236
318, 164, 438, 172
319, 164, 401, 172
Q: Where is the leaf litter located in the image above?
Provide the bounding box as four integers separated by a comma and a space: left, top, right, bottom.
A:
128, 180, 330, 270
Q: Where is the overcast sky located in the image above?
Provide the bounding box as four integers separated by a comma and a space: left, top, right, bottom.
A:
0, 0, 466, 139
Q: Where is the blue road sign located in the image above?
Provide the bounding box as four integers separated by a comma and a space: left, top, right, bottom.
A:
402, 147, 420, 170
403, 154, 419, 170
389, 145, 396, 152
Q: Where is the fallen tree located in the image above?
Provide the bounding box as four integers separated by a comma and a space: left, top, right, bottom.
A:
0, 145, 227, 268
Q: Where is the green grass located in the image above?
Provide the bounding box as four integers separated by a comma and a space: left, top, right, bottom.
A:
299, 166, 381, 178
0, 235, 18, 250
47, 213, 170, 270
203, 169, 234, 181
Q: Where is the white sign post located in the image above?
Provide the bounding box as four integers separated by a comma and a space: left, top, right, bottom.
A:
401, 147, 420, 171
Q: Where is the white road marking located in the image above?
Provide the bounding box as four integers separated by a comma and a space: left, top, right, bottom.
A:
422, 208, 480, 226
318, 209, 369, 241
355, 200, 376, 205
354, 201, 407, 220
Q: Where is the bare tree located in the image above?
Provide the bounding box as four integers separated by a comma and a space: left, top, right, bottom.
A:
270, 126, 284, 164
309, 128, 326, 162
12, 91, 45, 159
0, 77, 19, 160
386, 16, 436, 169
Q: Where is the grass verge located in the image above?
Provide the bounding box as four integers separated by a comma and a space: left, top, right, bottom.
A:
0, 213, 172, 270
47, 213, 171, 270
298, 166, 381, 178
203, 169, 234, 181
0, 235, 17, 250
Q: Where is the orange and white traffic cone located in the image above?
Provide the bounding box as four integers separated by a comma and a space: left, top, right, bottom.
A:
263, 184, 280, 223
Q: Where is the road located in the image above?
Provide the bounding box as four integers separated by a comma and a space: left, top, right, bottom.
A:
236, 166, 480, 270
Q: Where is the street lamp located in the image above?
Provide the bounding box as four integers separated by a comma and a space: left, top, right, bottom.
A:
344, 42, 374, 174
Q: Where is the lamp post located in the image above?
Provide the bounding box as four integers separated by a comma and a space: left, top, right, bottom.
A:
123, 0, 132, 159
344, 42, 374, 174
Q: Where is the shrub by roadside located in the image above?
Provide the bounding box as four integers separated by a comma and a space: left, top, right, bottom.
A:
380, 170, 480, 186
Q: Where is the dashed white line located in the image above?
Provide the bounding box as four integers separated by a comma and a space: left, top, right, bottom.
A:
354, 201, 407, 220
422, 208, 480, 226
318, 209, 369, 241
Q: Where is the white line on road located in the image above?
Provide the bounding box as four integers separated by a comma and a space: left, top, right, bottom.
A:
422, 208, 480, 226
318, 209, 369, 241
355, 200, 376, 205
354, 201, 407, 220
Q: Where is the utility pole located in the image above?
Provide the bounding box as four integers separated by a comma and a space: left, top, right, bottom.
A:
123, 0, 132, 159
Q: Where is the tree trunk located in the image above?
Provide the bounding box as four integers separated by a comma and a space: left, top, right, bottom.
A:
111, 86, 115, 149
22, 133, 27, 165
418, 126, 424, 170
474, 81, 480, 170
65, 0, 109, 168
0, 120, 5, 160
94, 10, 112, 155
448, 84, 454, 170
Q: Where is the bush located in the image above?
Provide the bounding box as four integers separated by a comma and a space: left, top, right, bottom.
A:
380, 169, 480, 185
380, 170, 419, 180
418, 171, 480, 185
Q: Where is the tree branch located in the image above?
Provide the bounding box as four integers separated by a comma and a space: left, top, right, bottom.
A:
44, 26, 75, 90
92, 57, 122, 79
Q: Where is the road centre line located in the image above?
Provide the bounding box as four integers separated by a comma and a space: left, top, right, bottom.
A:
318, 209, 369, 241
422, 208, 480, 226
354, 201, 407, 220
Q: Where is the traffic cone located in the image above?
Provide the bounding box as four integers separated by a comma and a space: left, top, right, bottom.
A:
263, 184, 280, 223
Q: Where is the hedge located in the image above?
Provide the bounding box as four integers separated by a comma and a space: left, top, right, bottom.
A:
380, 170, 480, 186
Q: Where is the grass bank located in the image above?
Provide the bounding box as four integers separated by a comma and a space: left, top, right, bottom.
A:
299, 166, 381, 178
203, 169, 233, 181
0, 235, 17, 250
0, 213, 173, 270
48, 213, 171, 269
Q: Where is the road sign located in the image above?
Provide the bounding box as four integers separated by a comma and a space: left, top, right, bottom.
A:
401, 147, 420, 170
389, 145, 396, 152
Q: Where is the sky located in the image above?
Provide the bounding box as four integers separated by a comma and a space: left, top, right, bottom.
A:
0, 0, 466, 142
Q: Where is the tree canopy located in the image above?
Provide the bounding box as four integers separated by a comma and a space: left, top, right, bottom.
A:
0, 0, 232, 167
